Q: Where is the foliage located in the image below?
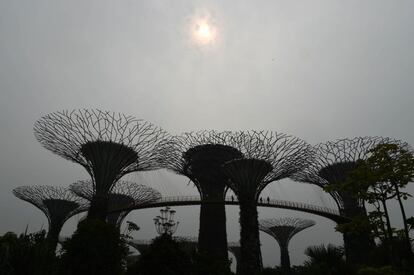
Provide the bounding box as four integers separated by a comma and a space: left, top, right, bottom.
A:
121, 220, 140, 242
126, 221, 140, 232
326, 143, 414, 248
127, 234, 195, 275
259, 267, 279, 274
362, 236, 414, 270
192, 250, 233, 275
302, 244, 349, 275
365, 143, 414, 187
406, 216, 414, 231
335, 214, 375, 236
0, 230, 57, 275
59, 219, 128, 275
357, 266, 399, 275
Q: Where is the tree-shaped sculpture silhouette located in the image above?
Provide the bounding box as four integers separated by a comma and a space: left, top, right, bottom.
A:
13, 186, 88, 250
221, 131, 312, 275
259, 218, 315, 273
158, 130, 244, 267
70, 180, 162, 228
291, 136, 392, 264
34, 109, 169, 220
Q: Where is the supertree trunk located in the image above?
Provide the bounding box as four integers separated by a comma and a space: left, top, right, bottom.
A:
239, 199, 262, 275
223, 159, 274, 275
81, 141, 138, 221
106, 209, 131, 229
46, 222, 64, 251
88, 193, 110, 220
279, 243, 290, 274
160, 137, 245, 271
182, 143, 241, 266
198, 187, 228, 260
340, 201, 374, 265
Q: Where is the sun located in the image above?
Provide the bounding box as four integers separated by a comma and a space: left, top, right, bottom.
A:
197, 23, 211, 38
193, 20, 216, 45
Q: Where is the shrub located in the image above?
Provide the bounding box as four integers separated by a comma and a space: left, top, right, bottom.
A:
59, 219, 127, 275
0, 230, 57, 275
127, 234, 194, 275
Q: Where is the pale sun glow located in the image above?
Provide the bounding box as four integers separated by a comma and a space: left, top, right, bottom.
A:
193, 20, 216, 45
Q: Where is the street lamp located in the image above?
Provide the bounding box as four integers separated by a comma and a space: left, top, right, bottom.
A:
154, 206, 179, 236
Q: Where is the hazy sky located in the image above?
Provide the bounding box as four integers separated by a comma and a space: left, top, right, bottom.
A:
1, 0, 414, 268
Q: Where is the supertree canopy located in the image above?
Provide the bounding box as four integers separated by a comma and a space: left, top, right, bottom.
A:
13, 185, 88, 250
290, 136, 393, 264
259, 218, 315, 272
34, 109, 169, 220
158, 130, 244, 267
70, 180, 162, 228
221, 131, 312, 275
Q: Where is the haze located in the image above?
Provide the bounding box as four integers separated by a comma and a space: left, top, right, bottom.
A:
0, 0, 413, 268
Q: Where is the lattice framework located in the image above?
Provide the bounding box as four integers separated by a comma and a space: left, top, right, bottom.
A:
159, 130, 313, 198
34, 109, 170, 191
13, 186, 88, 234
158, 130, 247, 198
222, 130, 313, 199
259, 217, 315, 245
70, 180, 161, 227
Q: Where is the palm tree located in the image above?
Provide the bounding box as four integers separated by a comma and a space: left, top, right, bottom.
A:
303, 244, 348, 275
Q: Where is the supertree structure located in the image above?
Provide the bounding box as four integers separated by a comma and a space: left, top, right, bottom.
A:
291, 136, 392, 264
34, 109, 169, 220
70, 180, 162, 228
158, 130, 244, 266
221, 131, 312, 275
13, 185, 88, 250
259, 218, 315, 273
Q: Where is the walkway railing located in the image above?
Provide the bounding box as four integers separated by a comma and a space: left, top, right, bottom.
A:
126, 195, 344, 222
129, 238, 240, 247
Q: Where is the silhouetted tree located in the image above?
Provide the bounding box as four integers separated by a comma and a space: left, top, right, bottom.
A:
221, 131, 312, 275
363, 143, 414, 255
0, 230, 58, 275
291, 137, 394, 265
70, 180, 161, 228
259, 218, 315, 274
34, 109, 169, 221
336, 142, 414, 263
303, 244, 348, 275
12, 186, 87, 251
